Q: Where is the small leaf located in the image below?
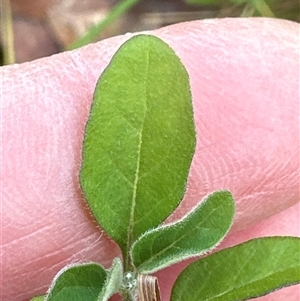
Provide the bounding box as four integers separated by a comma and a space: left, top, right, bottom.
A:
171, 237, 300, 301
30, 296, 46, 301
98, 258, 123, 301
46, 262, 106, 301
80, 34, 196, 269
131, 191, 235, 273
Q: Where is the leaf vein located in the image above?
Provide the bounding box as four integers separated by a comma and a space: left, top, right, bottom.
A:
125, 43, 150, 270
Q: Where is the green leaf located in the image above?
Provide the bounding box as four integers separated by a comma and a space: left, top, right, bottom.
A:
171, 237, 300, 301
30, 296, 46, 301
131, 190, 235, 273
46, 262, 106, 301
98, 258, 123, 301
80, 34, 196, 269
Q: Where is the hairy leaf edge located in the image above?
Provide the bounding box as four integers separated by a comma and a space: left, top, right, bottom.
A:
171, 236, 300, 301
131, 190, 235, 274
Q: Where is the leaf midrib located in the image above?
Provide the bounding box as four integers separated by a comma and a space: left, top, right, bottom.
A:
203, 268, 297, 301
136, 205, 222, 271
125, 43, 150, 270
182, 240, 298, 301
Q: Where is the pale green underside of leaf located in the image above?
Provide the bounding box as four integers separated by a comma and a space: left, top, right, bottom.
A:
171, 236, 300, 301
30, 296, 46, 301
98, 258, 123, 301
131, 190, 235, 273
80, 34, 196, 268
45, 263, 106, 301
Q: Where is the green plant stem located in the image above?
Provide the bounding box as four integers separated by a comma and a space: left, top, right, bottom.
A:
240, 3, 256, 17
2, 0, 15, 64
252, 0, 275, 17
120, 287, 135, 301
66, 0, 141, 51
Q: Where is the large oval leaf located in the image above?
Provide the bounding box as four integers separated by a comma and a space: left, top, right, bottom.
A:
80, 34, 196, 268
171, 237, 300, 301
45, 263, 106, 301
131, 190, 235, 273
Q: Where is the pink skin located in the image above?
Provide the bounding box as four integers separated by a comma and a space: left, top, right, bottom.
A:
1, 18, 299, 301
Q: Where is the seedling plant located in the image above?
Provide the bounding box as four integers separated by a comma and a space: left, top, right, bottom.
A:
31, 35, 300, 301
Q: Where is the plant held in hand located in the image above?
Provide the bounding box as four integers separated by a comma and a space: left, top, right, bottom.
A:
31, 34, 300, 301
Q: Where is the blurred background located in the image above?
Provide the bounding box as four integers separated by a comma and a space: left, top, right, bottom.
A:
1, 0, 299, 65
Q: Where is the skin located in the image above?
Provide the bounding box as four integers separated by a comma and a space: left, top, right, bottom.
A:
1, 18, 299, 301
